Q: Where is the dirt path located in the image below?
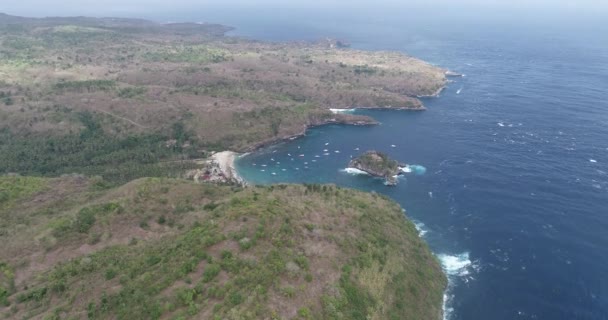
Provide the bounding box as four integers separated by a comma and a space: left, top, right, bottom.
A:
98, 110, 148, 128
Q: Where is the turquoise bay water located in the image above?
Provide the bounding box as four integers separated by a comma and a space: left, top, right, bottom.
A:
173, 7, 608, 319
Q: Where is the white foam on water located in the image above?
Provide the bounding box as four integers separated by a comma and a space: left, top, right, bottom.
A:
400, 166, 413, 173
324, 153, 330, 156
497, 122, 505, 127
340, 168, 370, 175
438, 252, 478, 320
334, 150, 340, 153
439, 253, 473, 277
329, 108, 356, 114
413, 220, 428, 237
590, 159, 597, 163
391, 144, 397, 148
456, 88, 462, 94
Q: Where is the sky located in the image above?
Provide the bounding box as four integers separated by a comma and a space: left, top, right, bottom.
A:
2, 0, 606, 18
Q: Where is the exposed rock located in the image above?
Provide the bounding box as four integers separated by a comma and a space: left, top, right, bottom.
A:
348, 150, 402, 185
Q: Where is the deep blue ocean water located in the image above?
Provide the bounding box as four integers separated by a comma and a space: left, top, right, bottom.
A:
170, 7, 608, 319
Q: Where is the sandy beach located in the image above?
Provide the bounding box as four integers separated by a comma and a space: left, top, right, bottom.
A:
212, 151, 246, 185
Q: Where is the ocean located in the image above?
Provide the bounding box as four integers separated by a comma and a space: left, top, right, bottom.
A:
168, 6, 607, 319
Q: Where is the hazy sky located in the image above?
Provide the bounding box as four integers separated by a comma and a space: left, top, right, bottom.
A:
2, 0, 606, 18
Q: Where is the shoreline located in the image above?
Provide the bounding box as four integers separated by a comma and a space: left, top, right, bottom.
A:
211, 151, 246, 186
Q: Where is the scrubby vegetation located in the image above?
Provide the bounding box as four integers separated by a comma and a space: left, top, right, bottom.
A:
0, 177, 446, 319
0, 13, 446, 162
0, 13, 448, 320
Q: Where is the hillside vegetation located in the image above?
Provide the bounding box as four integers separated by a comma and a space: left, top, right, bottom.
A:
0, 176, 446, 320
0, 13, 445, 181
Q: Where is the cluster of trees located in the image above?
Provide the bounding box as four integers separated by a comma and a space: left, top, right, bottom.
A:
0, 111, 199, 185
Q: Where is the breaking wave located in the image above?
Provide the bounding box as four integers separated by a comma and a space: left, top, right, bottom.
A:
340, 167, 370, 175
438, 252, 479, 320
330, 108, 356, 114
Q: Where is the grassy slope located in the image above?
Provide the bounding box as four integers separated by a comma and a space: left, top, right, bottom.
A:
0, 176, 446, 320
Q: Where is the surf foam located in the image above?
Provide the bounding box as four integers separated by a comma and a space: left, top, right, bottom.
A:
329, 108, 356, 114
413, 220, 428, 237
340, 168, 370, 175
438, 252, 478, 320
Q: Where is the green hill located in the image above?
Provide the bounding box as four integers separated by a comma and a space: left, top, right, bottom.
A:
0, 176, 445, 320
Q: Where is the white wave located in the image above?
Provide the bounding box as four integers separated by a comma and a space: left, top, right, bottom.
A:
456, 88, 462, 94
413, 220, 428, 237
340, 168, 370, 175
400, 166, 413, 173
439, 253, 472, 277
329, 108, 356, 114
497, 122, 505, 127
334, 150, 340, 153
324, 153, 330, 156
439, 252, 477, 320
391, 144, 397, 148
590, 159, 597, 163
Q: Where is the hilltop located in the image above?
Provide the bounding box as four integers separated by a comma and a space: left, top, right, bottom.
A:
0, 176, 446, 319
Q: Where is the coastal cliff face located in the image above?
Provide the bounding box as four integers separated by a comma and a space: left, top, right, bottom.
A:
349, 151, 402, 185
0, 176, 446, 320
